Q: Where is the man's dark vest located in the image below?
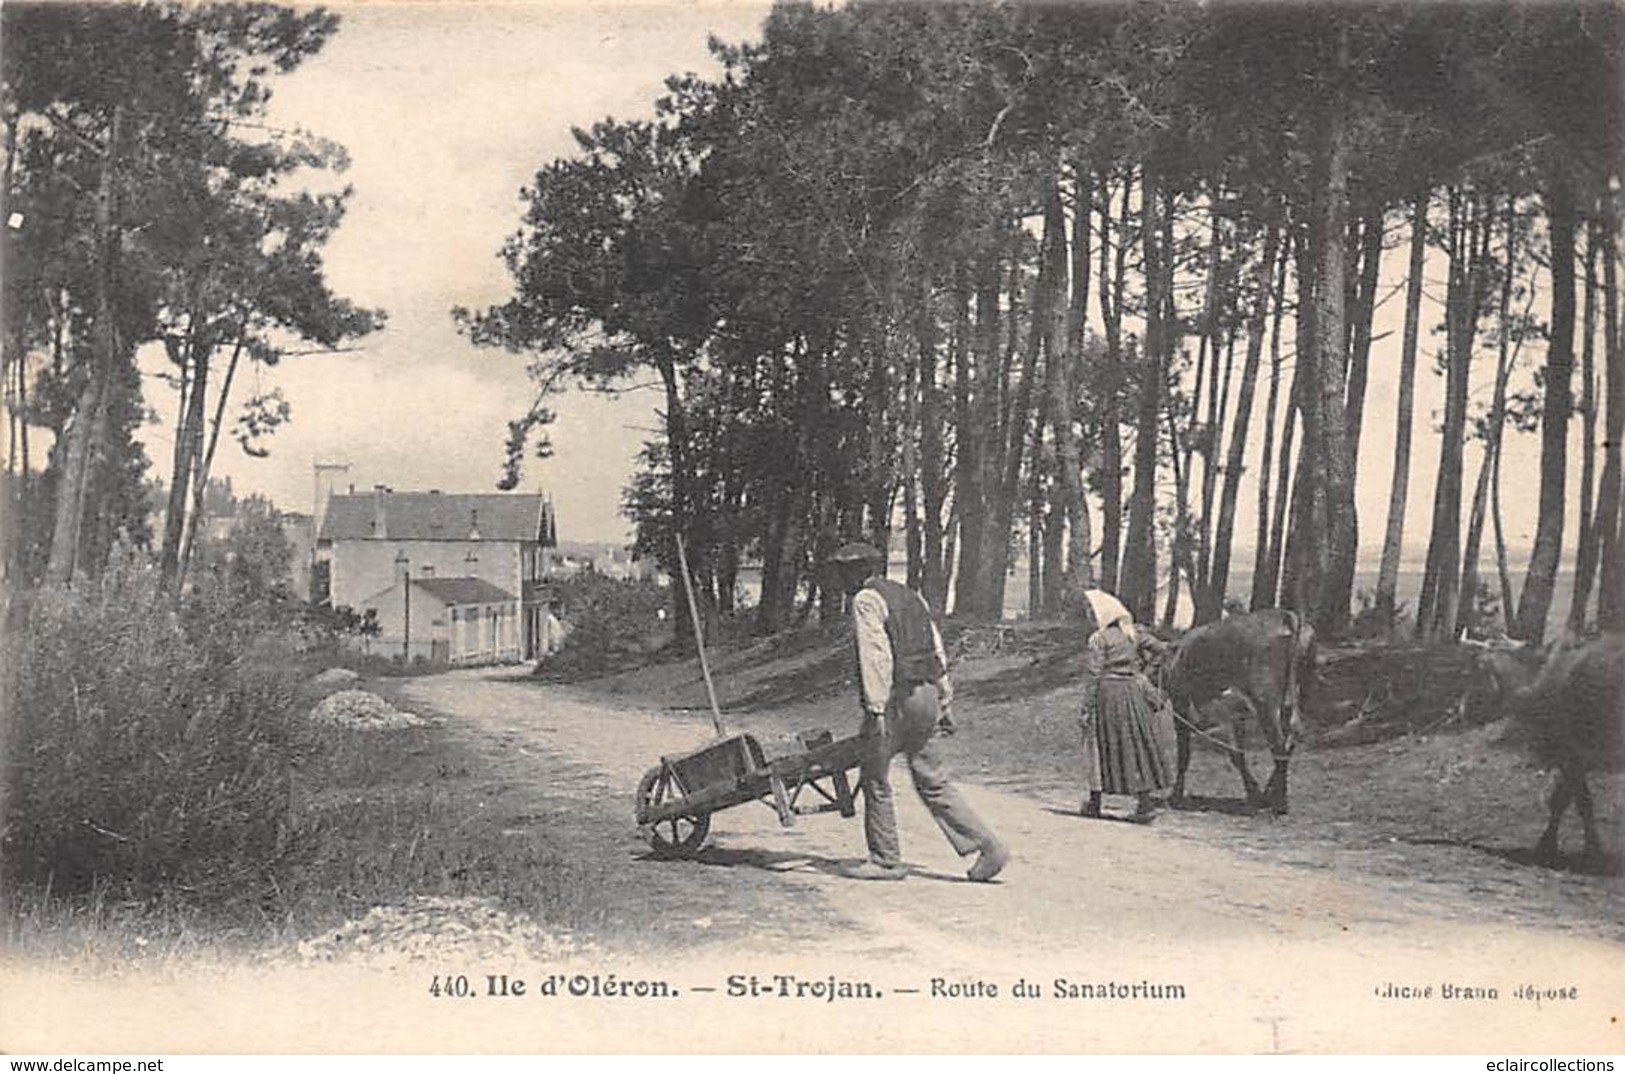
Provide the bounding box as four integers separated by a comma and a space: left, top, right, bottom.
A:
862, 577, 944, 687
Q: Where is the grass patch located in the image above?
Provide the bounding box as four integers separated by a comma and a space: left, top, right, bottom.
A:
281, 716, 597, 935
3, 566, 307, 917
4, 697, 631, 963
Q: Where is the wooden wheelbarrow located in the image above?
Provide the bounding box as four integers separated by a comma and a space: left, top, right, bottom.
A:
633, 728, 864, 857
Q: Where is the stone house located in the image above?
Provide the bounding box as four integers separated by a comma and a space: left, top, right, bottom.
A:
317, 487, 558, 662
358, 576, 524, 665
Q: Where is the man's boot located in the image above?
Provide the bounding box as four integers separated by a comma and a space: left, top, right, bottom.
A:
967, 839, 1009, 882
844, 860, 909, 881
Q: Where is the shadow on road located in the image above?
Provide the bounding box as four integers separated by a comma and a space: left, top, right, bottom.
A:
1399, 836, 1625, 879
633, 844, 982, 884
1169, 793, 1267, 817
1039, 805, 1158, 825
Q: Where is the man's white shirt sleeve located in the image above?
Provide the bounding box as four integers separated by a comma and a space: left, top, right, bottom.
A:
931, 621, 953, 711
851, 588, 892, 715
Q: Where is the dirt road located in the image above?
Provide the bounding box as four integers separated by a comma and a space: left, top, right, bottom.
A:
9, 665, 1623, 1054
389, 668, 1625, 1053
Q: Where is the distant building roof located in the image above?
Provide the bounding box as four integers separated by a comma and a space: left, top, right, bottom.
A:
412, 576, 516, 606
318, 490, 553, 544
551, 540, 634, 561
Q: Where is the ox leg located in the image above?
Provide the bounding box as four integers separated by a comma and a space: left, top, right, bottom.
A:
1263, 759, 1290, 815
1571, 770, 1604, 867
1535, 773, 1573, 862
1222, 713, 1265, 808
1258, 701, 1294, 814
1226, 737, 1265, 809
1172, 718, 1192, 807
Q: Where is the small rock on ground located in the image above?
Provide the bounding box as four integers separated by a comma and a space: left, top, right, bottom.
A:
285, 895, 595, 968
309, 689, 427, 730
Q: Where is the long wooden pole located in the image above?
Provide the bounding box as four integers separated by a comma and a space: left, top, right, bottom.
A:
675, 532, 726, 737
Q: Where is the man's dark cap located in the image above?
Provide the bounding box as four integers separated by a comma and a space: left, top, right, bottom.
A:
829, 541, 883, 565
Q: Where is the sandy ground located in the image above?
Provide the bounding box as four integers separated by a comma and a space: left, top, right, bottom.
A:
6, 666, 1622, 1055
381, 670, 1624, 1053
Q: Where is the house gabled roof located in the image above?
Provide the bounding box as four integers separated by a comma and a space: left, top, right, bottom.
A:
412, 577, 516, 606
354, 575, 517, 611
318, 490, 552, 544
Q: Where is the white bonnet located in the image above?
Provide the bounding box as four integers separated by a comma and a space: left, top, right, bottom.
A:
1084, 589, 1137, 641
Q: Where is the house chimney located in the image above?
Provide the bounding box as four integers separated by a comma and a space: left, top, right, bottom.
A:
373, 485, 387, 539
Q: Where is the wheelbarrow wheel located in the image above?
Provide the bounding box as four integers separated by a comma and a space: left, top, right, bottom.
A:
635, 765, 711, 858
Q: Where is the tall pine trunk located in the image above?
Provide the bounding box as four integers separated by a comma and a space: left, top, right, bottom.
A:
659, 350, 699, 644
862, 328, 896, 554
1059, 163, 1095, 602
1375, 191, 1429, 627
1281, 220, 1321, 615
177, 334, 247, 591
988, 240, 1044, 619
1461, 196, 1521, 637
46, 105, 123, 586
1121, 169, 1165, 622
917, 297, 948, 613
1164, 406, 1197, 629
1033, 180, 1067, 616
1514, 167, 1577, 644
1251, 230, 1292, 610
1594, 197, 1624, 628
1312, 66, 1358, 638
1189, 209, 1227, 619
1568, 218, 1602, 631
954, 269, 998, 618
1210, 217, 1282, 623
1418, 189, 1490, 640
158, 325, 201, 585
903, 329, 924, 593
1345, 199, 1385, 468
1189, 210, 1224, 601
1097, 169, 1130, 595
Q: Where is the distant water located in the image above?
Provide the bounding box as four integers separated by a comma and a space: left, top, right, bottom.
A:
734, 559, 1582, 632
1000, 565, 1581, 632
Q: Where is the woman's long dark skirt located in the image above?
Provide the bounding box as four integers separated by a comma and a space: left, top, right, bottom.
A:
1096, 675, 1173, 795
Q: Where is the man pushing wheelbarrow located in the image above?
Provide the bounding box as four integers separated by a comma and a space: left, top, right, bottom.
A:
826, 542, 1009, 883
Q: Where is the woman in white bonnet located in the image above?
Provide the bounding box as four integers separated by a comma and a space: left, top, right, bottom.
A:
1075, 589, 1173, 821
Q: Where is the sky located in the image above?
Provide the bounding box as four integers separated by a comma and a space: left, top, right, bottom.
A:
138, 0, 775, 543
133, 1, 1591, 564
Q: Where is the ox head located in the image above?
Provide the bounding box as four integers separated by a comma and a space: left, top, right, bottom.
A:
1460, 635, 1535, 723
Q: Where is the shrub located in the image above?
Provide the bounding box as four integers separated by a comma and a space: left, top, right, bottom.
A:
1, 560, 305, 909
1349, 587, 1414, 641
541, 572, 673, 676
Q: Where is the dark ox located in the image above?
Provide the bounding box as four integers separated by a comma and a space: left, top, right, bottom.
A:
1472, 632, 1624, 865
1160, 609, 1317, 814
